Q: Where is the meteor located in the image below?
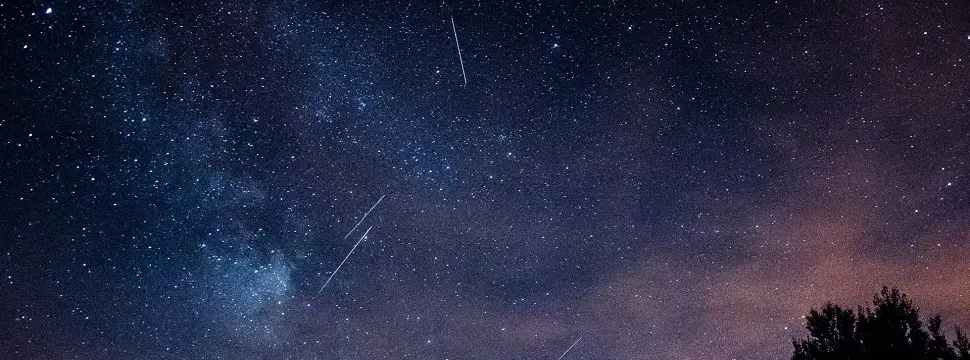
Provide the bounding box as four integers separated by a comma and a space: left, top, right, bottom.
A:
556, 337, 582, 360
319, 226, 373, 293
450, 17, 468, 85
340, 194, 385, 243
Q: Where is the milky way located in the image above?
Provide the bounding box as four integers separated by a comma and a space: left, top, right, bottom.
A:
2, 1, 969, 359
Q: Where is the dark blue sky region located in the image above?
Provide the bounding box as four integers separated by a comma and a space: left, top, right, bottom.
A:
2, 1, 969, 359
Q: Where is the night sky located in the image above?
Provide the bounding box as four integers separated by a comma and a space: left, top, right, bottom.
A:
2, 1, 970, 359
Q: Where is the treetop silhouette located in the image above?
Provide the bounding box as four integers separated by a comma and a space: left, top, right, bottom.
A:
793, 286, 969, 360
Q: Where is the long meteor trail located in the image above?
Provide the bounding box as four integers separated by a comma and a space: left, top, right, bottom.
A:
319, 226, 373, 293
450, 16, 467, 85
556, 337, 582, 360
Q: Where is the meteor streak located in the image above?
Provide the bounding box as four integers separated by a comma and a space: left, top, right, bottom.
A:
556, 337, 582, 360
319, 226, 373, 293
450, 17, 467, 85
340, 194, 385, 243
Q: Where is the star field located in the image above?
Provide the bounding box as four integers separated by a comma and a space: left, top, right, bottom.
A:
2, 1, 969, 359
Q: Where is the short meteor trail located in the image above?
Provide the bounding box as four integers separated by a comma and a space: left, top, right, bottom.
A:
450, 16, 467, 85
340, 194, 385, 243
556, 337, 582, 360
319, 226, 373, 293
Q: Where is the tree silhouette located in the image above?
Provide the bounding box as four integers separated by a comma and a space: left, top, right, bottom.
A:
928, 315, 955, 360
792, 303, 859, 360
792, 286, 968, 360
856, 287, 928, 359
954, 328, 970, 359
